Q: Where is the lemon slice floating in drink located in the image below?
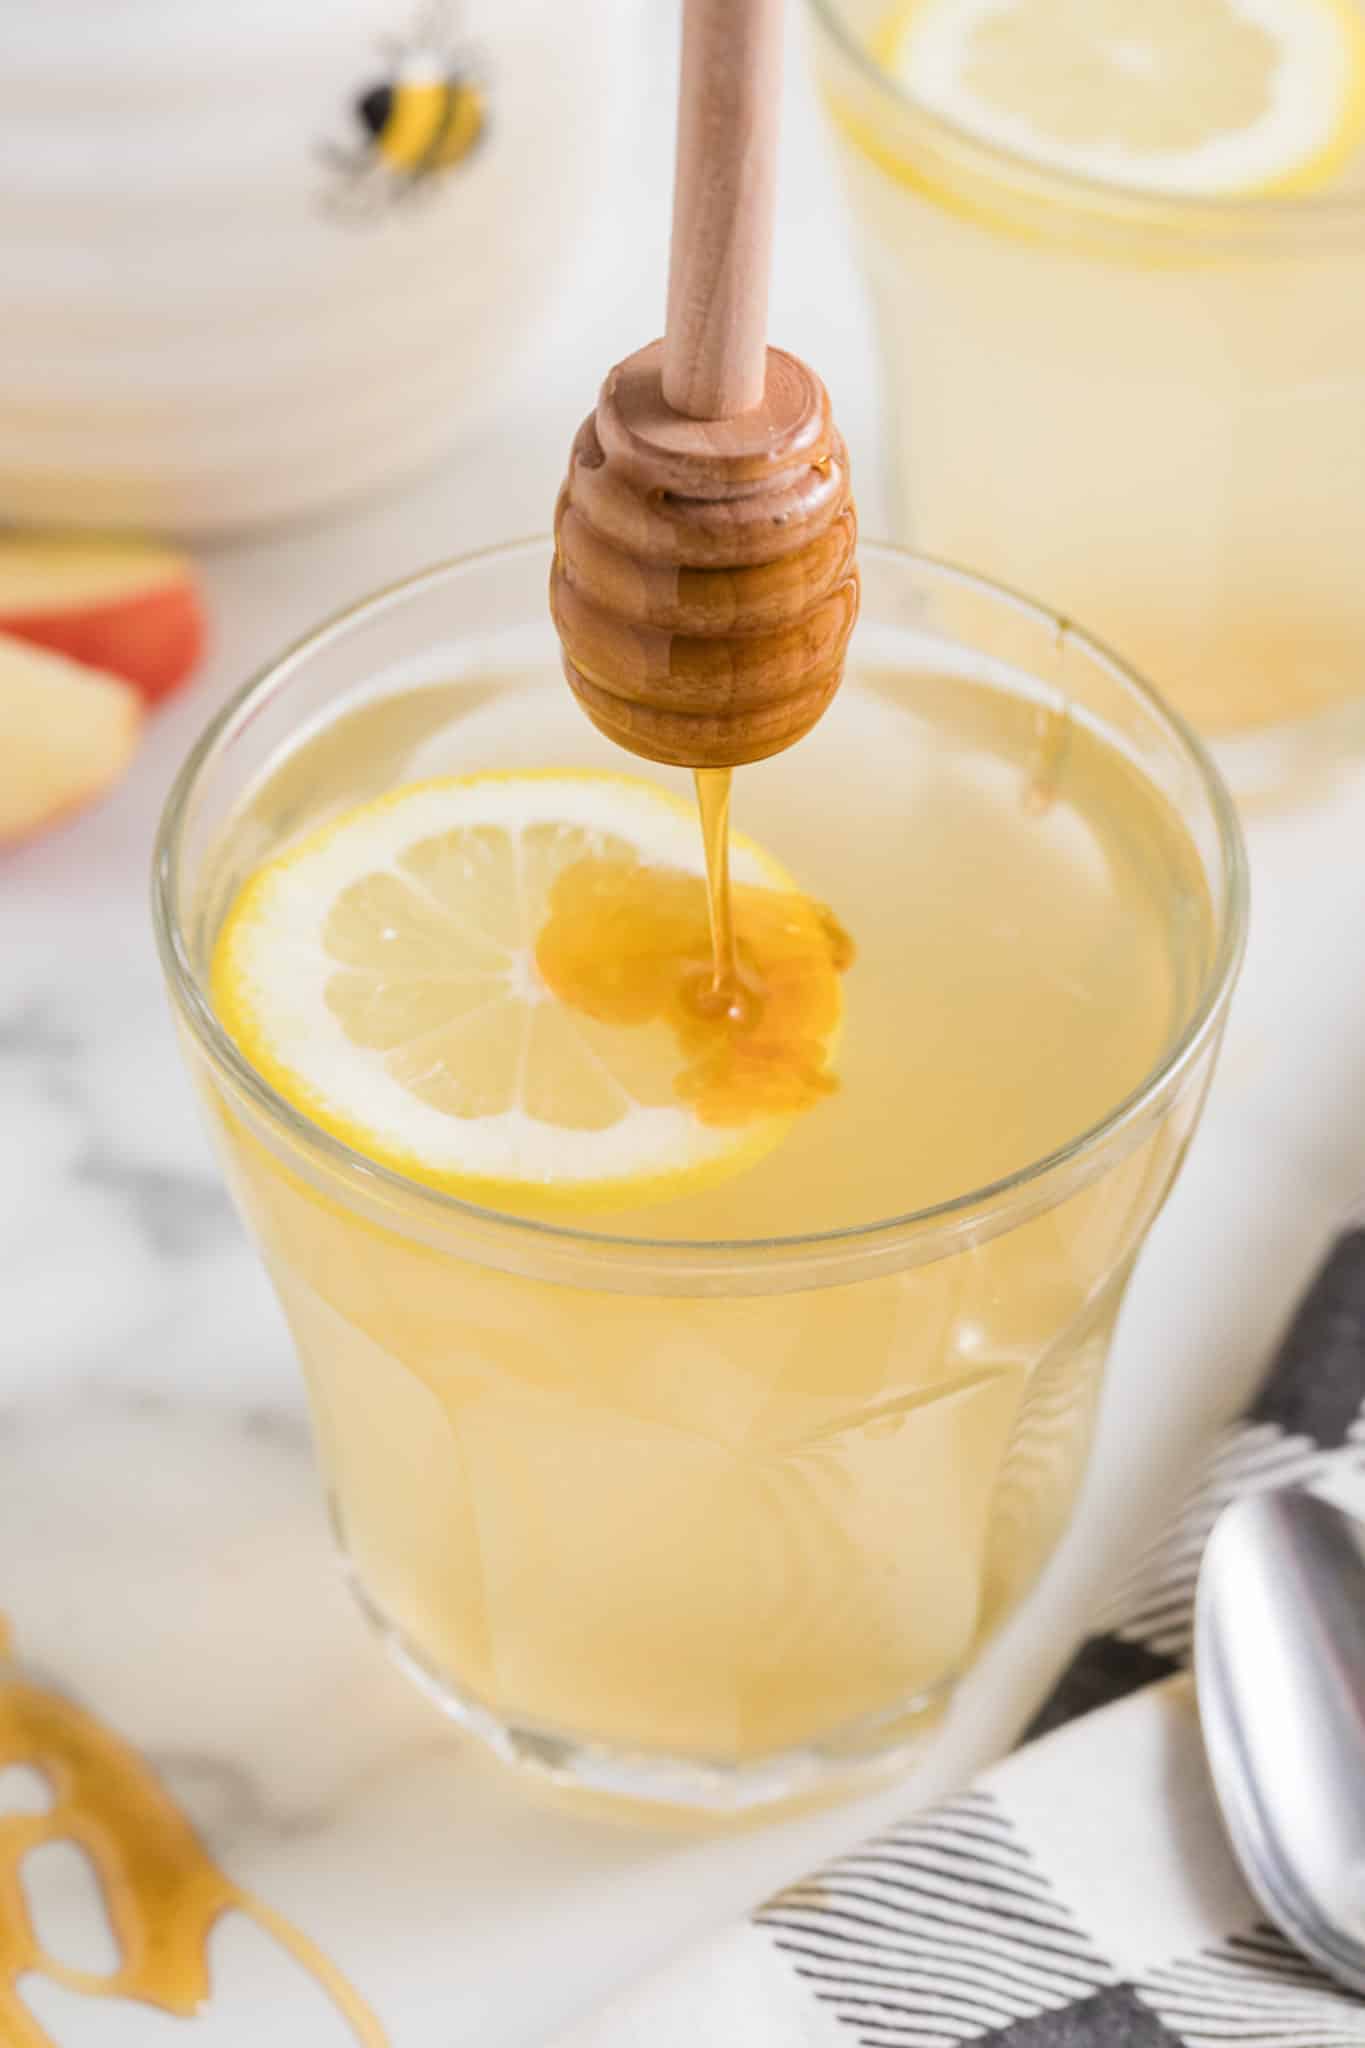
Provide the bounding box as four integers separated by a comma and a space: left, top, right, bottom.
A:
881, 0, 1365, 197
211, 771, 850, 1215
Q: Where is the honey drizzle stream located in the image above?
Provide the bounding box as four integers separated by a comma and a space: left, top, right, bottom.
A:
0, 1617, 385, 2046
694, 767, 738, 1003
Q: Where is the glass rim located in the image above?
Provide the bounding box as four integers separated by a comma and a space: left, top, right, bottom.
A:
153, 536, 1248, 1277
804, 0, 1365, 236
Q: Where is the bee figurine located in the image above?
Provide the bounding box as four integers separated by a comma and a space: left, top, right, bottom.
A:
323, 0, 485, 215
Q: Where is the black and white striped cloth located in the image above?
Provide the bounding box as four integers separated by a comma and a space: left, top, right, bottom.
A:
558, 1229, 1365, 2048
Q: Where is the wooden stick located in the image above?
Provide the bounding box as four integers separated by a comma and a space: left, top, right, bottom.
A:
662, 0, 785, 421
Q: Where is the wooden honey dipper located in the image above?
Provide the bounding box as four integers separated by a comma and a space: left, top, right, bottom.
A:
551, 0, 859, 770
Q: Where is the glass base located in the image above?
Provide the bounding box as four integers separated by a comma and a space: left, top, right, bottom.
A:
342, 1562, 954, 1818
1209, 692, 1365, 811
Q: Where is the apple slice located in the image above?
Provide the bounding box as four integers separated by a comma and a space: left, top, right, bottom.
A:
0, 633, 143, 844
0, 535, 205, 706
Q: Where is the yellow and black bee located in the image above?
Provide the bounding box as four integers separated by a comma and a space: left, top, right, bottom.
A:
324, 1, 485, 211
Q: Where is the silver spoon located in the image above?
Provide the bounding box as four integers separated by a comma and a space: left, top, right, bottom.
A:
1195, 1487, 1365, 1995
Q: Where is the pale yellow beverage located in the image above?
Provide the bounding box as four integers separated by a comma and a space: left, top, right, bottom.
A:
809, 0, 1365, 747
156, 542, 1243, 1810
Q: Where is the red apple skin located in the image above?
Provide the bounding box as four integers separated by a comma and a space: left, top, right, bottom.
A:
0, 578, 206, 706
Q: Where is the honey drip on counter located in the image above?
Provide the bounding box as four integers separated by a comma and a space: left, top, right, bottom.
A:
535, 780, 855, 1126
0, 1620, 385, 2046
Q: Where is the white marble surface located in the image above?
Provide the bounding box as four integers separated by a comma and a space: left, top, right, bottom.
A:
6, 13, 1365, 2045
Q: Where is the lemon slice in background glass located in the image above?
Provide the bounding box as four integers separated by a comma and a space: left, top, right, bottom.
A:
881, 0, 1365, 197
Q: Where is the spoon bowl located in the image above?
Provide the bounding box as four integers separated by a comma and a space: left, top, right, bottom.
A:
1195, 1488, 1365, 1996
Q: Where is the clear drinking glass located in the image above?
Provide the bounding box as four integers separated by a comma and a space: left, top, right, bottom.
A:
805, 0, 1365, 783
154, 539, 1245, 1813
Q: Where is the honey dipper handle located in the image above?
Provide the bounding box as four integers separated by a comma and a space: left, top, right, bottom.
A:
662, 0, 785, 420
